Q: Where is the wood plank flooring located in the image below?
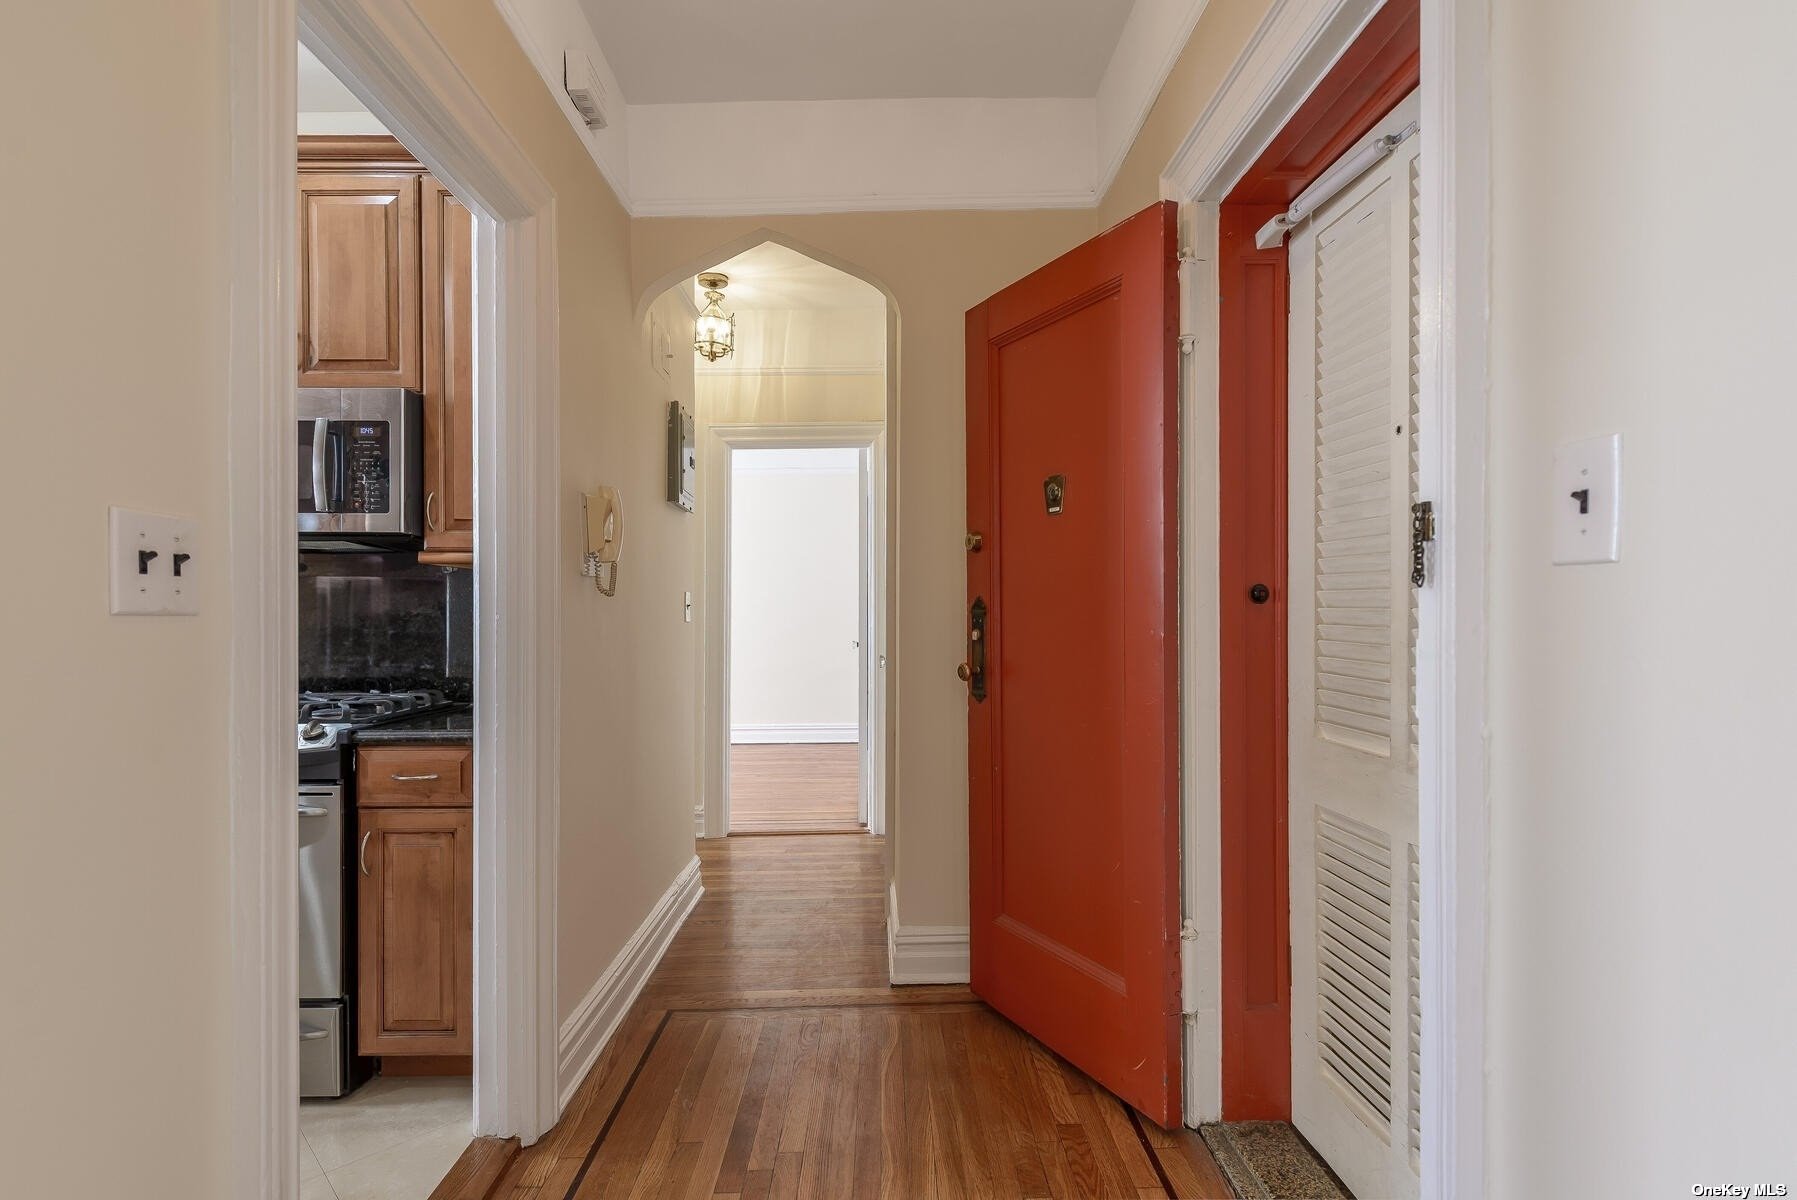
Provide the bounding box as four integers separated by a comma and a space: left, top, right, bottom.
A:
485, 835, 1232, 1199
729, 744, 864, 834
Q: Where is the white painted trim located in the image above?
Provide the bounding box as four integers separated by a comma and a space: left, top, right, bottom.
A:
1174, 198, 1224, 1125
731, 723, 859, 745
225, 2, 299, 1196
557, 857, 703, 1109
1416, 0, 1490, 1196
231, 2, 564, 1192
1095, 0, 1213, 199
1160, 1, 1492, 1192
886, 883, 972, 985
489, 0, 632, 206
704, 422, 888, 840
630, 186, 1099, 219
1159, 0, 1385, 204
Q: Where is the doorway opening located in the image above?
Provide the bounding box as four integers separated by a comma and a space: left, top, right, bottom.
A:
727, 445, 874, 834
644, 239, 893, 842
229, 2, 563, 1194
294, 39, 479, 1198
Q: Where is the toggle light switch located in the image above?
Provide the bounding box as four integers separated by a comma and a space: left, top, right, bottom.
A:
1552, 434, 1622, 565
110, 507, 200, 615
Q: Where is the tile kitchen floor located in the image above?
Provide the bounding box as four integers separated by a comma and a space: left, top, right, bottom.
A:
300, 1075, 470, 1200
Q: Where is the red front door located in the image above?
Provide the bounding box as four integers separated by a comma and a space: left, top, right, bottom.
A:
965, 201, 1182, 1126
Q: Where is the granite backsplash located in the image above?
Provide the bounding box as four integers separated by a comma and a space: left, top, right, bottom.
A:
299, 552, 473, 700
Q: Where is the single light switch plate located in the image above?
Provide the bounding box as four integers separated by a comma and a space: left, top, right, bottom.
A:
1552, 434, 1622, 564
110, 506, 200, 615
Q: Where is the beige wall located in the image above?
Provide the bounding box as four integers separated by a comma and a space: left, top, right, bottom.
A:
1485, 0, 1797, 1189
410, 0, 702, 1021
0, 1, 232, 1195
631, 0, 1270, 933
1, 7, 705, 1193
636, 211, 1093, 926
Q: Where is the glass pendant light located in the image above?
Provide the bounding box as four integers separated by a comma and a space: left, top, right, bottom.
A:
693, 272, 735, 362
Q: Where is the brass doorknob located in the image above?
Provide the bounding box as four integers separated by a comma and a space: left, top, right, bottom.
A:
964, 531, 983, 552
957, 663, 973, 682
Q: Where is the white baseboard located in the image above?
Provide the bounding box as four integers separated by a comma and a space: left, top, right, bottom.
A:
886, 881, 971, 985
731, 722, 858, 745
556, 856, 703, 1111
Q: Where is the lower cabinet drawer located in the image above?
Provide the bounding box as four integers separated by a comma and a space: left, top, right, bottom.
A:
356, 746, 471, 807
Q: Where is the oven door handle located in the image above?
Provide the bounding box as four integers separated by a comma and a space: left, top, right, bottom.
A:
298, 1024, 331, 1042
297, 804, 329, 818
311, 417, 332, 514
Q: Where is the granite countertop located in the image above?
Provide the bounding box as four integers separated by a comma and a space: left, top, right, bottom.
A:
351, 705, 475, 745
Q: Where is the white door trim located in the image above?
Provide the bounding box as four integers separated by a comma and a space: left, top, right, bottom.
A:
227, 1, 562, 1195
702, 423, 888, 839
1159, 2, 1490, 1197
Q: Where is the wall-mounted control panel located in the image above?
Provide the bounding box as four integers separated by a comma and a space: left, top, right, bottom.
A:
1552, 433, 1622, 565
110, 506, 199, 615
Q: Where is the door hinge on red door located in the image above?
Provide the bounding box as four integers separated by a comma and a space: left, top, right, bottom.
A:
1180, 920, 1203, 1016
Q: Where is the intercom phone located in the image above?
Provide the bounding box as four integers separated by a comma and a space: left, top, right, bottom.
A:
582, 487, 623, 596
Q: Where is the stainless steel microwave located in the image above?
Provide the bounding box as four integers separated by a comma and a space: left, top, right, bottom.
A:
298, 389, 424, 549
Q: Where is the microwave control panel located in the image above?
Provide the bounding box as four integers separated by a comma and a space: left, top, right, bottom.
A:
342, 422, 390, 514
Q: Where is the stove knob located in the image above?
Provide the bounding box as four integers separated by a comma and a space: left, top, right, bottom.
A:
301, 721, 327, 741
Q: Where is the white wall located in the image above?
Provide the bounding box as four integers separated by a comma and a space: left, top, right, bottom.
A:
1486, 0, 1797, 1190
729, 449, 862, 738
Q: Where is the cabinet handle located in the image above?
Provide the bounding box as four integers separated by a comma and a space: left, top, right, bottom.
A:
305, 334, 318, 370
358, 830, 372, 876
425, 490, 439, 531
391, 773, 440, 782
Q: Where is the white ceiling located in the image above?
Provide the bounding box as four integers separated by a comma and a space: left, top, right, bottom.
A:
582, 0, 1136, 104
697, 243, 884, 312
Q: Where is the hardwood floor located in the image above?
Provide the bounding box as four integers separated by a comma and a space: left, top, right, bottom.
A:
729, 744, 864, 834
486, 835, 1232, 1199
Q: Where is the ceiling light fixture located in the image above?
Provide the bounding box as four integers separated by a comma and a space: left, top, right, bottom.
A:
693, 272, 736, 362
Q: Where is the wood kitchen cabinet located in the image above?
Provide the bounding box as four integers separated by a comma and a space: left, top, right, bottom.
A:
297, 171, 420, 388
299, 137, 475, 567
418, 180, 476, 564
355, 746, 473, 1058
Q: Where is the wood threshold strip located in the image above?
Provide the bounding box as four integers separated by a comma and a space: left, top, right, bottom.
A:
429, 1135, 520, 1200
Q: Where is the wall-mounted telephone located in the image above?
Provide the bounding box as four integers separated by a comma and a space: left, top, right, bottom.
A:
582, 487, 623, 596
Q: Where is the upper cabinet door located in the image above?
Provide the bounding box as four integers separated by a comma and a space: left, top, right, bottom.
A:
298, 172, 421, 388
419, 178, 474, 562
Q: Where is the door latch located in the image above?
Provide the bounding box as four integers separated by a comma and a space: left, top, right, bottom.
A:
958, 596, 988, 702
1410, 500, 1435, 587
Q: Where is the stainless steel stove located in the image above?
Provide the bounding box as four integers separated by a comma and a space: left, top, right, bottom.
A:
296, 688, 450, 1099
297, 688, 451, 751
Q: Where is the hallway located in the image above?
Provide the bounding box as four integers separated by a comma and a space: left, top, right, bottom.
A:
488, 835, 1231, 1198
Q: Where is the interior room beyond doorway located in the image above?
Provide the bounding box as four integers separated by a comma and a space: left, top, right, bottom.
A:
728, 446, 866, 834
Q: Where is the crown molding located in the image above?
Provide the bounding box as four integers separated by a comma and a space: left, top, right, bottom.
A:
1096, 0, 1213, 200
492, 0, 1209, 217
697, 364, 886, 378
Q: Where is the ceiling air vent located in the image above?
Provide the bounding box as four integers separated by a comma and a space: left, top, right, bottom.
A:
563, 51, 608, 130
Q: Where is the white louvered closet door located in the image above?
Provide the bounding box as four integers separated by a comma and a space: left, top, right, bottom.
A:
1287, 92, 1422, 1200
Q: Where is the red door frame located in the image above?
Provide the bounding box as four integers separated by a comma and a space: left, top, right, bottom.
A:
1218, 0, 1420, 1120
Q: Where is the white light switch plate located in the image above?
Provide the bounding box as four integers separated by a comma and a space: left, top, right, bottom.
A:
1552, 434, 1622, 564
110, 507, 200, 615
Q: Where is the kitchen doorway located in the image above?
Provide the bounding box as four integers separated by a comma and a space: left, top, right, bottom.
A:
227, 2, 563, 1196
726, 445, 875, 834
